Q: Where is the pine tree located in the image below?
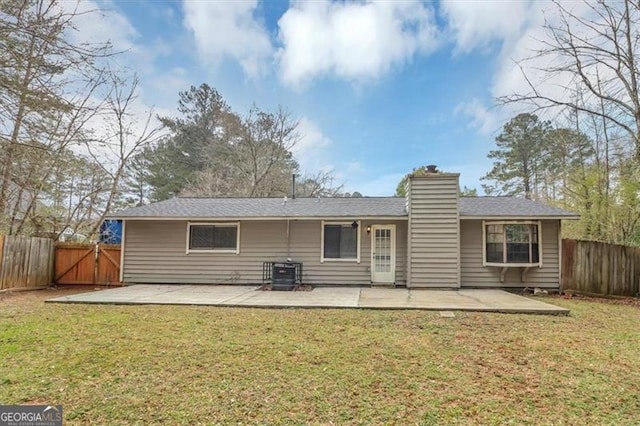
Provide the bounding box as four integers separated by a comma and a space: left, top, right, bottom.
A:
481, 113, 550, 199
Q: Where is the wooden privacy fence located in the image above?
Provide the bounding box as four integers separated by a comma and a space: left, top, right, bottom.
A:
55, 243, 122, 286
0, 235, 55, 291
562, 239, 640, 297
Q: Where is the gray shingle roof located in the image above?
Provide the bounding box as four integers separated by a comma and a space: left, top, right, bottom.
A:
459, 197, 578, 218
110, 197, 407, 219
109, 196, 578, 219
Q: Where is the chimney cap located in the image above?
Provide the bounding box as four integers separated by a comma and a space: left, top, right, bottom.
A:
408, 166, 459, 179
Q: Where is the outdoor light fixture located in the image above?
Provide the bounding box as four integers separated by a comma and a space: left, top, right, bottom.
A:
351, 221, 359, 229
366, 225, 371, 234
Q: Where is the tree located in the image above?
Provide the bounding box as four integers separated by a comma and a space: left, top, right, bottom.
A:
609, 157, 640, 244
84, 74, 162, 236
122, 152, 150, 207
145, 84, 233, 200
0, 0, 122, 236
344, 191, 363, 198
182, 106, 300, 197
495, 0, 640, 245
540, 127, 594, 199
459, 186, 478, 197
395, 165, 439, 197
499, 0, 640, 160
145, 85, 345, 199
481, 113, 550, 199
26, 148, 110, 239
295, 171, 343, 197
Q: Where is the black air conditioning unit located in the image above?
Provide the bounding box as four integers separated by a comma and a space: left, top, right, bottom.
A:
272, 263, 296, 291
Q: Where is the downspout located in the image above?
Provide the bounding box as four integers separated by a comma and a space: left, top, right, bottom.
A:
288, 173, 294, 259
406, 177, 412, 288
558, 220, 562, 291
286, 219, 291, 258
119, 220, 126, 284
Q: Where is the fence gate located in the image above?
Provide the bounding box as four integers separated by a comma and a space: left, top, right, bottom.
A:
55, 243, 121, 286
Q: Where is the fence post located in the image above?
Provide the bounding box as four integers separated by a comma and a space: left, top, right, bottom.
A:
0, 235, 4, 290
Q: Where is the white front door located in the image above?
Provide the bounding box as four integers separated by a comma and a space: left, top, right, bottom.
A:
371, 225, 396, 283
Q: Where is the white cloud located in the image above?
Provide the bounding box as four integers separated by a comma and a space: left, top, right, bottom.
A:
146, 67, 190, 105
61, 0, 138, 53
442, 1, 604, 128
441, 1, 605, 111
455, 98, 500, 135
441, 0, 534, 53
439, 0, 530, 96
292, 117, 333, 172
440, 0, 547, 120
277, 0, 439, 87
50, 1, 171, 168
488, 2, 602, 115
182, 0, 273, 78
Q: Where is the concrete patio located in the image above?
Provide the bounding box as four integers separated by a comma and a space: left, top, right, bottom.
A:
47, 285, 569, 315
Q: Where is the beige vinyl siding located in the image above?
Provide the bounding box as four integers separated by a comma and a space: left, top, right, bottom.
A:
407, 174, 460, 288
123, 219, 407, 285
460, 219, 560, 288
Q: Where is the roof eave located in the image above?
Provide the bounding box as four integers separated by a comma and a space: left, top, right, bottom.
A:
108, 215, 409, 221
460, 215, 580, 220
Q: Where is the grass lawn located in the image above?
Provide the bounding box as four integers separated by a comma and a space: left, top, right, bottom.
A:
1, 289, 639, 425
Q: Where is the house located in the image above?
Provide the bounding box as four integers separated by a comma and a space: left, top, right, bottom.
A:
109, 171, 578, 289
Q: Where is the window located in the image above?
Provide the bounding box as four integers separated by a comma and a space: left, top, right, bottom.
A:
187, 223, 239, 253
484, 221, 540, 265
321, 221, 360, 262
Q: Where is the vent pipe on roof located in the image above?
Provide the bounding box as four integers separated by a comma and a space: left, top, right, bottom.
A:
426, 165, 438, 173
291, 173, 296, 199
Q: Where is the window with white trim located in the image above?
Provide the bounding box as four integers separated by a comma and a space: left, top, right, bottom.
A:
484, 222, 540, 265
187, 223, 239, 253
321, 221, 360, 262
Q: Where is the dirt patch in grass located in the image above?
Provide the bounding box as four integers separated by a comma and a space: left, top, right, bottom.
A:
559, 293, 640, 308
0, 288, 90, 309
1, 290, 639, 424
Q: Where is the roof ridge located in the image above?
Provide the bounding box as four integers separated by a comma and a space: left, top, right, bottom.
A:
173, 196, 404, 200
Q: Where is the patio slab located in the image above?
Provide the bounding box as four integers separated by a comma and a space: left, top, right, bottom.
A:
47, 285, 569, 315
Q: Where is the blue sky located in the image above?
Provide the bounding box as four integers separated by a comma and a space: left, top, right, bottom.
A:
81, 0, 564, 195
